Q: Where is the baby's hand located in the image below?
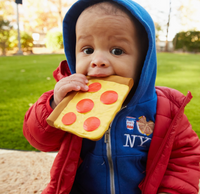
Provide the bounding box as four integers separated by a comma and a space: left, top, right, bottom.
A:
51, 74, 88, 109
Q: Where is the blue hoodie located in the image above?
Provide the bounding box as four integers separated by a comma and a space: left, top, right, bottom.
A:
63, 0, 157, 193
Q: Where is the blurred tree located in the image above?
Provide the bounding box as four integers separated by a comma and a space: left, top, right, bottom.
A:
165, 0, 171, 52
22, 0, 75, 33
0, 0, 14, 20
45, 31, 63, 51
0, 17, 13, 55
134, 0, 200, 51
22, 0, 57, 32
178, 0, 200, 31
48, 0, 70, 29
154, 22, 162, 41
173, 31, 200, 53
20, 31, 33, 52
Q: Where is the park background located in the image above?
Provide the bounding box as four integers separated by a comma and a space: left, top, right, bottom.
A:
0, 0, 200, 151
0, 1, 200, 193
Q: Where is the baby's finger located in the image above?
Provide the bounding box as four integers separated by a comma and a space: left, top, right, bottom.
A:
53, 74, 89, 105
65, 73, 88, 85
59, 81, 88, 93
54, 81, 88, 104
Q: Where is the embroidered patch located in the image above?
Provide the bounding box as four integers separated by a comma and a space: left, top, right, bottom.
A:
136, 116, 154, 136
126, 116, 136, 130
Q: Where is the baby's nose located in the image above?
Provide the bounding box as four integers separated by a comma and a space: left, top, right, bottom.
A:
90, 52, 110, 68
91, 63, 106, 68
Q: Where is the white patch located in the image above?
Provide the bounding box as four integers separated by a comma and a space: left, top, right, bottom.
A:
123, 134, 151, 148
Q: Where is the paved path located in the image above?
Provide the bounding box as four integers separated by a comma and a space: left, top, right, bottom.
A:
0, 149, 57, 194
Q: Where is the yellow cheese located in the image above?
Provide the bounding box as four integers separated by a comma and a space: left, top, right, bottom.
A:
54, 79, 130, 141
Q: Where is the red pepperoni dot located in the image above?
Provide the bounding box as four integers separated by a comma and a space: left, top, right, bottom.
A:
88, 82, 102, 92
76, 99, 94, 113
100, 90, 118, 104
83, 117, 101, 132
62, 112, 76, 125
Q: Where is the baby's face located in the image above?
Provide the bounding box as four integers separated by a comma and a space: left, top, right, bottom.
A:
75, 9, 141, 81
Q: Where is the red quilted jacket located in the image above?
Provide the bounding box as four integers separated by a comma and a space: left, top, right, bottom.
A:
23, 60, 200, 194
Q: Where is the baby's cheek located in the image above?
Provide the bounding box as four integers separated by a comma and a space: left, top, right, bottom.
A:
76, 61, 89, 75
76, 64, 84, 74
115, 68, 131, 78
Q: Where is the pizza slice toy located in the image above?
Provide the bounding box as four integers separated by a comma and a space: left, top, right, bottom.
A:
47, 75, 133, 141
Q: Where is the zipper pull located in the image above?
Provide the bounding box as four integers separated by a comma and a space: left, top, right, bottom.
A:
104, 129, 110, 143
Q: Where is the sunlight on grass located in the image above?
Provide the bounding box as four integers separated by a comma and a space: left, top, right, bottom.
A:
156, 53, 200, 136
0, 53, 199, 151
0, 54, 65, 150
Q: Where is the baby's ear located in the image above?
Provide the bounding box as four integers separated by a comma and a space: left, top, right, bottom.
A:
53, 60, 71, 82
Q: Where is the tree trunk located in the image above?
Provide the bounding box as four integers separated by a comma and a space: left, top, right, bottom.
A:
165, 0, 171, 52
58, 0, 62, 29
0, 42, 7, 56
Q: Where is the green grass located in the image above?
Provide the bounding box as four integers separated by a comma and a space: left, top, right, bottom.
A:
0, 53, 199, 151
0, 54, 65, 151
156, 53, 200, 136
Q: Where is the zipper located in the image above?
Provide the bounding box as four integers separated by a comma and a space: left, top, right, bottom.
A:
141, 92, 192, 193
104, 106, 127, 194
105, 127, 115, 194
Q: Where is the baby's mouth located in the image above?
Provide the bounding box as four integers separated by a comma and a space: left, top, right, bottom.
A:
88, 74, 109, 78
87, 68, 113, 78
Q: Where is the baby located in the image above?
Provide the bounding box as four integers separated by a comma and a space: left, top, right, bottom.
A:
51, 1, 148, 109
23, 1, 200, 194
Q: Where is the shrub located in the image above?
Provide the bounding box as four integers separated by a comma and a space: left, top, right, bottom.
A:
20, 32, 33, 52
0, 18, 13, 55
7, 31, 33, 52
8, 30, 18, 50
0, 22, 33, 55
173, 31, 200, 53
45, 31, 63, 51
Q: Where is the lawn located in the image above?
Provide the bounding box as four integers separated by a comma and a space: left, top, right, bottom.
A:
0, 54, 65, 151
156, 53, 200, 136
0, 53, 199, 151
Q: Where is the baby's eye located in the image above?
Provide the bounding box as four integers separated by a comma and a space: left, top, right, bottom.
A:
111, 48, 123, 55
83, 48, 94, 54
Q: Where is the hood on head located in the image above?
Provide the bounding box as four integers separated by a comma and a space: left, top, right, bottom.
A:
63, 0, 157, 107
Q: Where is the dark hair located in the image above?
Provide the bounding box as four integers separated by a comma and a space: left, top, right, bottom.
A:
86, 1, 149, 67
